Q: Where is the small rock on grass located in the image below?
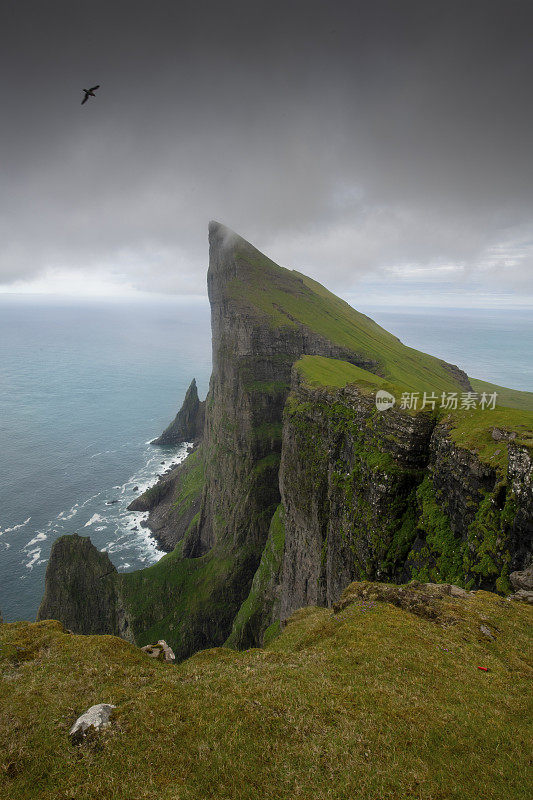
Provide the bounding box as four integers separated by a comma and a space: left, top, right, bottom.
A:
69, 703, 116, 743
141, 640, 176, 662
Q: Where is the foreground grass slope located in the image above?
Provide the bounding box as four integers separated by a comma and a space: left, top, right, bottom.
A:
2, 583, 531, 800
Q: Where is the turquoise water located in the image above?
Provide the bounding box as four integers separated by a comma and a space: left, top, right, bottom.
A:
0, 297, 531, 623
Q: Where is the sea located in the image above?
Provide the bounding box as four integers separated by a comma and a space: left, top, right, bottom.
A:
0, 296, 531, 623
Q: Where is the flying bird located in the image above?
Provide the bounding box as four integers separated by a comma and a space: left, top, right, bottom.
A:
81, 85, 100, 105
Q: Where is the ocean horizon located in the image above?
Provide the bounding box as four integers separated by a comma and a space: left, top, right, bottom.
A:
0, 295, 531, 623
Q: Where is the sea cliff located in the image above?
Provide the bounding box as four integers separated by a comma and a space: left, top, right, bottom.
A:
37, 223, 533, 656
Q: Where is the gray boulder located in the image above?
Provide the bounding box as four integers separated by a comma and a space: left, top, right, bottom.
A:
141, 640, 176, 662
510, 565, 533, 592
69, 703, 116, 742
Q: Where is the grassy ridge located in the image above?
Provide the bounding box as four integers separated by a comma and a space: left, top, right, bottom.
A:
2, 585, 531, 800
470, 378, 533, 411
228, 238, 468, 393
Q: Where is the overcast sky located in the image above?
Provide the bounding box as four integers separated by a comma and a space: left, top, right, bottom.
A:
1, 0, 532, 306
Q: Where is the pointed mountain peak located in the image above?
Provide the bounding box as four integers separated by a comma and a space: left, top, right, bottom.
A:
208, 220, 248, 255
184, 378, 198, 399
151, 378, 205, 447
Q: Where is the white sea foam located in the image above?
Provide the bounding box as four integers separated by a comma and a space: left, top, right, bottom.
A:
57, 503, 78, 521
27, 441, 188, 582
0, 516, 31, 536
84, 513, 103, 527
25, 532, 47, 548
79, 493, 101, 508
25, 548, 41, 569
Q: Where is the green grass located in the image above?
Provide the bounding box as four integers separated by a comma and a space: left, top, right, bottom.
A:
296, 354, 389, 390
225, 236, 472, 394
294, 356, 533, 476
3, 585, 531, 800
170, 449, 205, 512
469, 378, 533, 412
447, 406, 533, 473
294, 355, 421, 415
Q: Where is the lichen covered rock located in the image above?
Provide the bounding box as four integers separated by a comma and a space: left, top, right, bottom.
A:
69, 703, 116, 743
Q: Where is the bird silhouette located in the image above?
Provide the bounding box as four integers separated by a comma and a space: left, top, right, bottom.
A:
81, 85, 100, 105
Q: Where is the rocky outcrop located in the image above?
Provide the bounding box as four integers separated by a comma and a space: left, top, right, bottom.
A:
140, 640, 176, 662
510, 564, 533, 591
509, 564, 533, 603
37, 534, 133, 641
69, 704, 116, 743
152, 379, 205, 446
333, 580, 473, 624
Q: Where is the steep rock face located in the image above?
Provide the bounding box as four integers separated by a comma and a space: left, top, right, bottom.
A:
427, 424, 497, 532
152, 379, 205, 446
192, 222, 384, 558
279, 375, 434, 619
504, 441, 533, 570
37, 534, 133, 641
278, 368, 532, 620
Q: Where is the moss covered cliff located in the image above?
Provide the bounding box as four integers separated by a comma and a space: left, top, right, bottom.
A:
276, 356, 532, 626
37, 223, 533, 657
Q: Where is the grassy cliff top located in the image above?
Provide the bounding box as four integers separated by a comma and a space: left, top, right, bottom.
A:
295, 354, 391, 390
295, 355, 533, 473
448, 405, 533, 472
294, 355, 416, 412
1, 583, 531, 800
218, 227, 468, 394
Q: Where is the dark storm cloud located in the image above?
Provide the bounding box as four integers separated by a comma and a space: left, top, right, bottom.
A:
1, 0, 532, 295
